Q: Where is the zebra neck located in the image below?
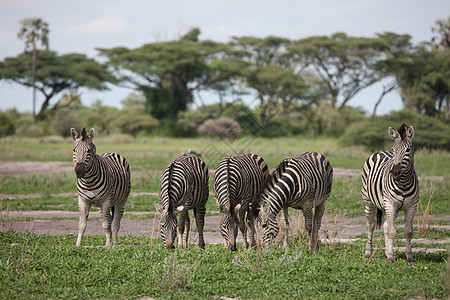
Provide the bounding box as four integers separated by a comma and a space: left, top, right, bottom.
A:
79, 155, 104, 183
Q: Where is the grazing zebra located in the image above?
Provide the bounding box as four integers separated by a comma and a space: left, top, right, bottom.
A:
70, 127, 131, 248
155, 155, 209, 249
251, 152, 333, 250
213, 154, 269, 251
362, 124, 419, 263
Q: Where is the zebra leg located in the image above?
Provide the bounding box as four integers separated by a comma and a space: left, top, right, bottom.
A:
279, 206, 290, 248
100, 200, 113, 248
246, 209, 257, 249
312, 200, 326, 251
383, 204, 397, 262
302, 205, 314, 251
111, 200, 126, 246
364, 201, 377, 259
239, 208, 249, 250
404, 204, 417, 263
194, 206, 206, 250
76, 197, 91, 247
177, 211, 189, 248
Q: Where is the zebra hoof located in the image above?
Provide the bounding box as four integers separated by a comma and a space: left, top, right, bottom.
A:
386, 257, 397, 263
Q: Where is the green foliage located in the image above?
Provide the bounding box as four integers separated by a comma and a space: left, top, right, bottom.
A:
111, 107, 159, 137
341, 110, 450, 150
340, 117, 389, 151
0, 111, 15, 137
51, 108, 82, 137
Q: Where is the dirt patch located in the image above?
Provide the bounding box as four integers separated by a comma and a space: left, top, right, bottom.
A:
1, 160, 448, 253
2, 210, 449, 253
0, 160, 73, 177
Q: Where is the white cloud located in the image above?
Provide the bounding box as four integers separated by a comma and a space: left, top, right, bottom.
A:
64, 17, 126, 37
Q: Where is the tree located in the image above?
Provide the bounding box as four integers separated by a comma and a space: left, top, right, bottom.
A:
229, 36, 293, 122
17, 17, 49, 120
288, 32, 388, 109
372, 32, 415, 115
431, 16, 450, 49
0, 51, 118, 119
98, 28, 227, 120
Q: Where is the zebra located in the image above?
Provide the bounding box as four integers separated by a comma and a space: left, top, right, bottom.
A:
70, 127, 131, 248
213, 153, 269, 251
362, 123, 419, 263
155, 155, 209, 249
251, 152, 333, 250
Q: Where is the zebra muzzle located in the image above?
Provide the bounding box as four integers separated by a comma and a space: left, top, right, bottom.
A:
390, 163, 402, 179
74, 162, 85, 178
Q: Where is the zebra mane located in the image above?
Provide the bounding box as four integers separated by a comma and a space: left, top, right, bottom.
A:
81, 127, 87, 141
397, 123, 409, 140
250, 157, 289, 219
225, 156, 233, 215
167, 160, 175, 212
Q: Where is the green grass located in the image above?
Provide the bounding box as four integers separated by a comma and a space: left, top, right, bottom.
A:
0, 232, 448, 300
0, 136, 449, 299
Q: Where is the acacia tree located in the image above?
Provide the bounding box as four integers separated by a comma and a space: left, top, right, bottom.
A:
229, 36, 293, 122
0, 51, 117, 119
17, 17, 49, 120
372, 32, 414, 115
98, 28, 227, 120
288, 32, 388, 109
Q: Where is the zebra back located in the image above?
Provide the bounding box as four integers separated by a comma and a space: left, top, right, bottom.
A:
158, 155, 209, 212
253, 152, 333, 220
213, 154, 269, 214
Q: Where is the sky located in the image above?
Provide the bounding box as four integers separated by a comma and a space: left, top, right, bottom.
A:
0, 0, 448, 115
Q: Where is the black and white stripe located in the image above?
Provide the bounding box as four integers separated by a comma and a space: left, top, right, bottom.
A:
71, 127, 131, 247
362, 123, 419, 263
213, 154, 269, 251
252, 152, 333, 250
155, 155, 209, 249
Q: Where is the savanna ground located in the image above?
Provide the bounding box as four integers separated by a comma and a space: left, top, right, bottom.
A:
0, 135, 449, 299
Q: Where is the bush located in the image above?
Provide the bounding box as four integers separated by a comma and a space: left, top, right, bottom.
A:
51, 108, 83, 137
198, 117, 242, 139
340, 110, 450, 151
340, 117, 389, 151
0, 111, 15, 137
111, 107, 159, 137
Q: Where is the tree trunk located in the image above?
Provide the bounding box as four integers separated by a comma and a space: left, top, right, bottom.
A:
32, 48, 37, 121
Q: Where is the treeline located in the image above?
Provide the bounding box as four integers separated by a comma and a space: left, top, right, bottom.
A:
1, 95, 449, 150
0, 17, 449, 149
1, 18, 450, 121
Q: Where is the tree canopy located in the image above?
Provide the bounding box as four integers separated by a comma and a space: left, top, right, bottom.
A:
0, 50, 117, 119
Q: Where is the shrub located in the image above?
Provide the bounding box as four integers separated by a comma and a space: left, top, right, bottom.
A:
51, 108, 82, 137
198, 117, 242, 139
0, 111, 15, 137
340, 117, 389, 151
340, 110, 450, 151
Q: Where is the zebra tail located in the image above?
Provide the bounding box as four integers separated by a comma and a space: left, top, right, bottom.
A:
376, 208, 383, 229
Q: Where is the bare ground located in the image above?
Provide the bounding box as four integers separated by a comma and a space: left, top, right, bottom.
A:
0, 160, 449, 253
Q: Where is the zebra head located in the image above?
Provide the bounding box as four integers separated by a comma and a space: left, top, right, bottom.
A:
258, 202, 279, 247
218, 202, 240, 251
70, 127, 96, 178
154, 202, 178, 249
388, 124, 415, 181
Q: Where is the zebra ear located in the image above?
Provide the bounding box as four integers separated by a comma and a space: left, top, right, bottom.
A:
154, 202, 163, 214
70, 128, 79, 141
388, 127, 400, 140
87, 128, 95, 141
406, 126, 414, 139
